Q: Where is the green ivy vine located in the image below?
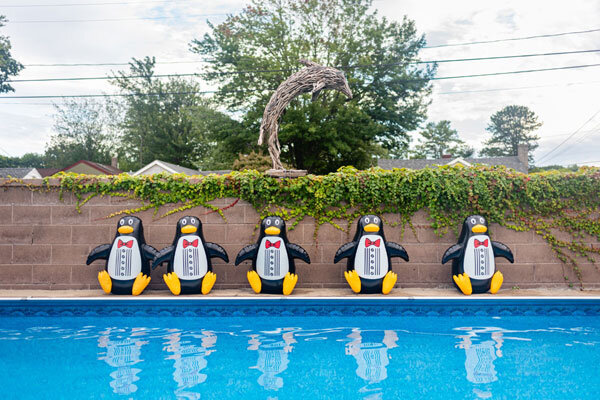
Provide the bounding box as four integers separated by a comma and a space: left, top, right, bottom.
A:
6, 165, 600, 287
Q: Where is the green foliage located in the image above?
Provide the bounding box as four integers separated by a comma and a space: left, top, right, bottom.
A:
0, 16, 23, 93
35, 166, 600, 286
232, 150, 276, 172
480, 105, 542, 163
45, 98, 114, 168
0, 153, 47, 168
529, 164, 580, 173
411, 120, 474, 159
191, 0, 434, 173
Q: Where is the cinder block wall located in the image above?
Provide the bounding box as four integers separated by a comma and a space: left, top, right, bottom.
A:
0, 182, 596, 290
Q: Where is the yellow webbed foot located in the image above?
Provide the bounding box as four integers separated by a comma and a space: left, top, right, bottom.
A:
97, 270, 112, 294
201, 271, 217, 295
282, 272, 298, 296
453, 273, 472, 296
382, 271, 397, 295
163, 272, 181, 296
489, 270, 504, 294
132, 272, 151, 296
344, 270, 361, 293
247, 270, 262, 294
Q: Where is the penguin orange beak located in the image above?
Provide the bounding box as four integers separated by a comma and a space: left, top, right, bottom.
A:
118, 226, 133, 234
265, 226, 280, 235
472, 224, 487, 233
364, 223, 380, 233
181, 225, 197, 234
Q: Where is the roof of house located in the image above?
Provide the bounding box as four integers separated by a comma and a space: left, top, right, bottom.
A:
36, 168, 61, 177
133, 160, 199, 176
0, 167, 41, 179
377, 155, 528, 173
61, 160, 122, 175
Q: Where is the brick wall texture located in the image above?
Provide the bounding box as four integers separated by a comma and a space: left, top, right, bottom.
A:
1, 183, 598, 291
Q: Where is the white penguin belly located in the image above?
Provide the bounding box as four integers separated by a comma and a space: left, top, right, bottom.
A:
173, 235, 208, 280
107, 236, 142, 280
354, 235, 388, 279
256, 237, 289, 280
463, 235, 495, 280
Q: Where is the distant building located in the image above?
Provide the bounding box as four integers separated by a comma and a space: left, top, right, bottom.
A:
37, 168, 61, 177
60, 158, 122, 175
133, 160, 231, 176
0, 167, 42, 179
378, 144, 529, 173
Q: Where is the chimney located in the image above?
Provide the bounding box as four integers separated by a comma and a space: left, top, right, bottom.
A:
441, 154, 452, 159
517, 144, 528, 166
111, 156, 119, 169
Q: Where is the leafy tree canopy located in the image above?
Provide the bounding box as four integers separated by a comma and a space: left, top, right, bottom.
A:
191, 0, 434, 173
480, 105, 542, 164
0, 16, 23, 93
411, 120, 474, 159
0, 153, 46, 168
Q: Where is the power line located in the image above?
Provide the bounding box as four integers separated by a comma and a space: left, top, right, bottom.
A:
8, 62, 600, 84
424, 27, 600, 49
23, 60, 206, 67
437, 80, 600, 95
10, 12, 227, 23
538, 121, 600, 165
0, 89, 265, 99
0, 0, 191, 7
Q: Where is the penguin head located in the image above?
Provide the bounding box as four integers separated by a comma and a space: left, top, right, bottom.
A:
176, 216, 203, 236
463, 215, 488, 236
260, 216, 286, 238
354, 215, 384, 240
116, 215, 142, 237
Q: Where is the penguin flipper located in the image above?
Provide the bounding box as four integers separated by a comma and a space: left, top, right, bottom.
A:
142, 244, 159, 265
286, 243, 310, 264
334, 242, 357, 263
492, 241, 514, 263
152, 246, 174, 269
205, 242, 229, 263
87, 244, 111, 265
386, 242, 409, 262
235, 244, 258, 265
442, 244, 463, 264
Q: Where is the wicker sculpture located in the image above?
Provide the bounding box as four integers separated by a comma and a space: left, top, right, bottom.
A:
258, 59, 353, 171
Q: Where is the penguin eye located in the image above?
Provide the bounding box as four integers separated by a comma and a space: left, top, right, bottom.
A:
266, 220, 271, 226
470, 218, 476, 224
373, 217, 379, 224
119, 219, 124, 226
364, 217, 370, 223
181, 218, 187, 225
191, 218, 196, 224
128, 219, 133, 225
275, 220, 280, 225
479, 217, 485, 224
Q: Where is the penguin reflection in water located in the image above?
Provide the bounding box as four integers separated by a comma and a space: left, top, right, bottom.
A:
235, 216, 310, 295
346, 329, 398, 391
442, 215, 514, 295
87, 216, 158, 295
248, 330, 296, 391
153, 216, 228, 295
334, 215, 409, 294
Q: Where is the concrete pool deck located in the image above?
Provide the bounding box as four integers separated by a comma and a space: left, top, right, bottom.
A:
2, 287, 600, 298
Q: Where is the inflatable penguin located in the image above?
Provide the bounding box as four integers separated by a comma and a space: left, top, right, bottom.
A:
334, 215, 409, 294
235, 216, 310, 295
87, 216, 158, 295
152, 216, 228, 295
441, 215, 514, 295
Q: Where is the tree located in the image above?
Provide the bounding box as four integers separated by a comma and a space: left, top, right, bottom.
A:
110, 57, 232, 171
0, 153, 46, 168
411, 120, 474, 159
480, 105, 542, 163
45, 99, 113, 168
0, 16, 23, 93
191, 0, 434, 173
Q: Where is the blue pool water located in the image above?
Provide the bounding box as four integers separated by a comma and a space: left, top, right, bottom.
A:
1, 298, 599, 399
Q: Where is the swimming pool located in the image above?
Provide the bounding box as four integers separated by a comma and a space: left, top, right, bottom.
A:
1, 298, 599, 399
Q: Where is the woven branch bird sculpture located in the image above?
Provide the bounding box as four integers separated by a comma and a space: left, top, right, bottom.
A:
258, 59, 353, 170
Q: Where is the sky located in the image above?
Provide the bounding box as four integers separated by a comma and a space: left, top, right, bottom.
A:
1, 0, 600, 166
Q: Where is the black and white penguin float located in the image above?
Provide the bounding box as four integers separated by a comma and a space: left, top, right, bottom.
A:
152, 216, 228, 295
441, 215, 514, 295
334, 215, 409, 294
87, 215, 158, 295
235, 216, 310, 295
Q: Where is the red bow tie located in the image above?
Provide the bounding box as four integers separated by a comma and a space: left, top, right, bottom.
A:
365, 238, 381, 247
183, 239, 199, 248
118, 239, 133, 249
265, 240, 281, 249
474, 239, 489, 248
